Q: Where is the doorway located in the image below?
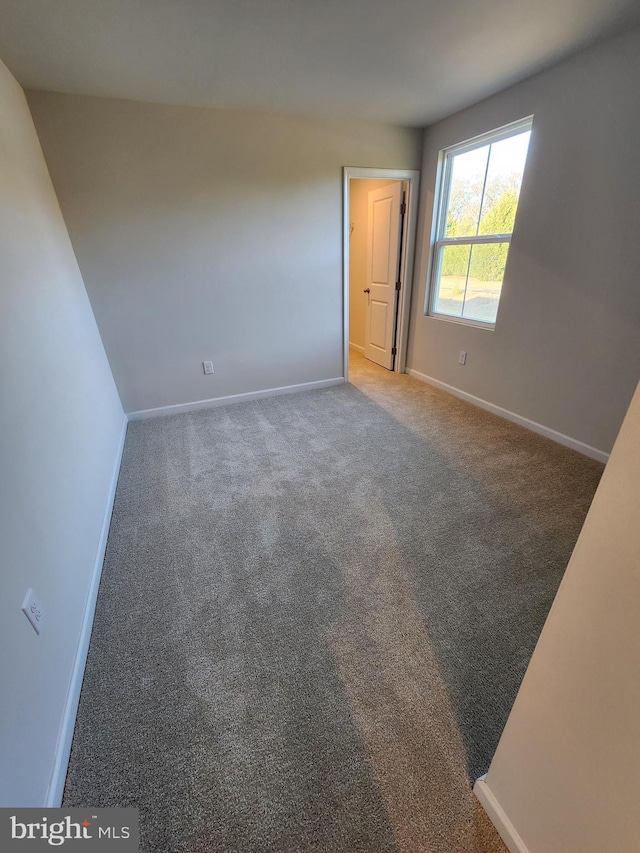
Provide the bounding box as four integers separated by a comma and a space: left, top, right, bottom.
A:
343, 167, 420, 381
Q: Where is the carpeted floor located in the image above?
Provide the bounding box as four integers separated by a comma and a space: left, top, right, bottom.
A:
63, 349, 603, 852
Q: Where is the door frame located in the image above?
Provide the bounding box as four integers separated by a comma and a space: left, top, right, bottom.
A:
343, 167, 420, 381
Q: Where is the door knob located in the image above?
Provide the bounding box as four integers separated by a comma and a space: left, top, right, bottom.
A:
363, 288, 370, 293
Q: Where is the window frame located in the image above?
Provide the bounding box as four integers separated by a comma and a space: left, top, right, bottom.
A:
425, 116, 534, 330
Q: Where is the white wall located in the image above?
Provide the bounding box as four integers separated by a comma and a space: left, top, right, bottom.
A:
348, 179, 398, 349
0, 61, 124, 806
478, 380, 640, 852
408, 27, 640, 455
26, 92, 422, 414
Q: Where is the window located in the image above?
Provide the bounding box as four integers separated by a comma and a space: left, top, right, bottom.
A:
426, 117, 532, 328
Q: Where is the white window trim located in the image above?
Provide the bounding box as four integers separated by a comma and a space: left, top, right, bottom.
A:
425, 116, 533, 330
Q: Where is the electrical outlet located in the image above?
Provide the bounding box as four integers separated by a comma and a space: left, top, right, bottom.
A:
202, 361, 214, 375
22, 588, 45, 635
458, 350, 467, 365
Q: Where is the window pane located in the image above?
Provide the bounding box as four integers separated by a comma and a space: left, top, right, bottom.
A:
478, 131, 531, 236
444, 144, 489, 238
433, 244, 472, 318
428, 119, 533, 327
461, 242, 510, 324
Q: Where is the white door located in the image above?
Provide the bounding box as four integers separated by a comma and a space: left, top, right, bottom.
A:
364, 182, 403, 370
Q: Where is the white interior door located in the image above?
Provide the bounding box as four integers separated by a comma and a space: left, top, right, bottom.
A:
364, 182, 402, 370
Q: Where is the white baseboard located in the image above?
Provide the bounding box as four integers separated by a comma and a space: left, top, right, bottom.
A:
406, 368, 609, 464
348, 342, 365, 354
474, 777, 530, 853
127, 377, 345, 420
45, 412, 128, 807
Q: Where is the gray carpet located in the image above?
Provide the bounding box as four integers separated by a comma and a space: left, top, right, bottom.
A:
63, 350, 603, 852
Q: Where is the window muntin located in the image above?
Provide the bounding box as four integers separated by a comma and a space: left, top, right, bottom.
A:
427, 118, 532, 328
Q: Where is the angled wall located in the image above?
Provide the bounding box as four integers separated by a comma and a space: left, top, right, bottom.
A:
477, 380, 640, 852
0, 60, 125, 806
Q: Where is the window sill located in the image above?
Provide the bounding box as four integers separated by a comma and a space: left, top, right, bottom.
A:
425, 312, 496, 331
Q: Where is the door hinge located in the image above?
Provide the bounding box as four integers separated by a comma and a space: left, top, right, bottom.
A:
400, 202, 407, 215
391, 347, 397, 356
395, 281, 401, 291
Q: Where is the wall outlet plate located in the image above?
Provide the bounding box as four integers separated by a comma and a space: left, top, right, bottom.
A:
203, 360, 214, 375
22, 588, 45, 635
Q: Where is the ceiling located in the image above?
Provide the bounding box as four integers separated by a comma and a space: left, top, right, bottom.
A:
1, 0, 639, 126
